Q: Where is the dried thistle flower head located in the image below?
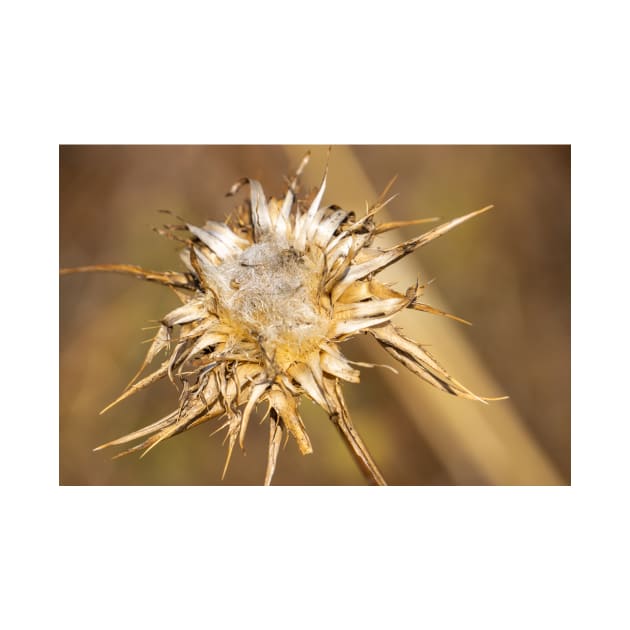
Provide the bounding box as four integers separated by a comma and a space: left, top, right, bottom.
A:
61, 152, 500, 485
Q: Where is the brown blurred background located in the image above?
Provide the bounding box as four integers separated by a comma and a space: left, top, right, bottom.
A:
59, 145, 570, 485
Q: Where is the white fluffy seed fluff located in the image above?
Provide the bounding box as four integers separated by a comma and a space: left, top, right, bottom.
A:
218, 238, 328, 368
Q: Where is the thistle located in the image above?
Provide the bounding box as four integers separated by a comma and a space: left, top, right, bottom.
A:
61, 152, 499, 485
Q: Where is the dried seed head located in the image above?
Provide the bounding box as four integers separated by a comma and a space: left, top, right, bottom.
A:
216, 238, 328, 369
61, 152, 501, 485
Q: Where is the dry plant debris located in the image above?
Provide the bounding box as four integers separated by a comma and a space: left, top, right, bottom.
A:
61, 152, 501, 485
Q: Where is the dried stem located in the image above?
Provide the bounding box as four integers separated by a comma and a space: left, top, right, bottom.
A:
328, 380, 387, 486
